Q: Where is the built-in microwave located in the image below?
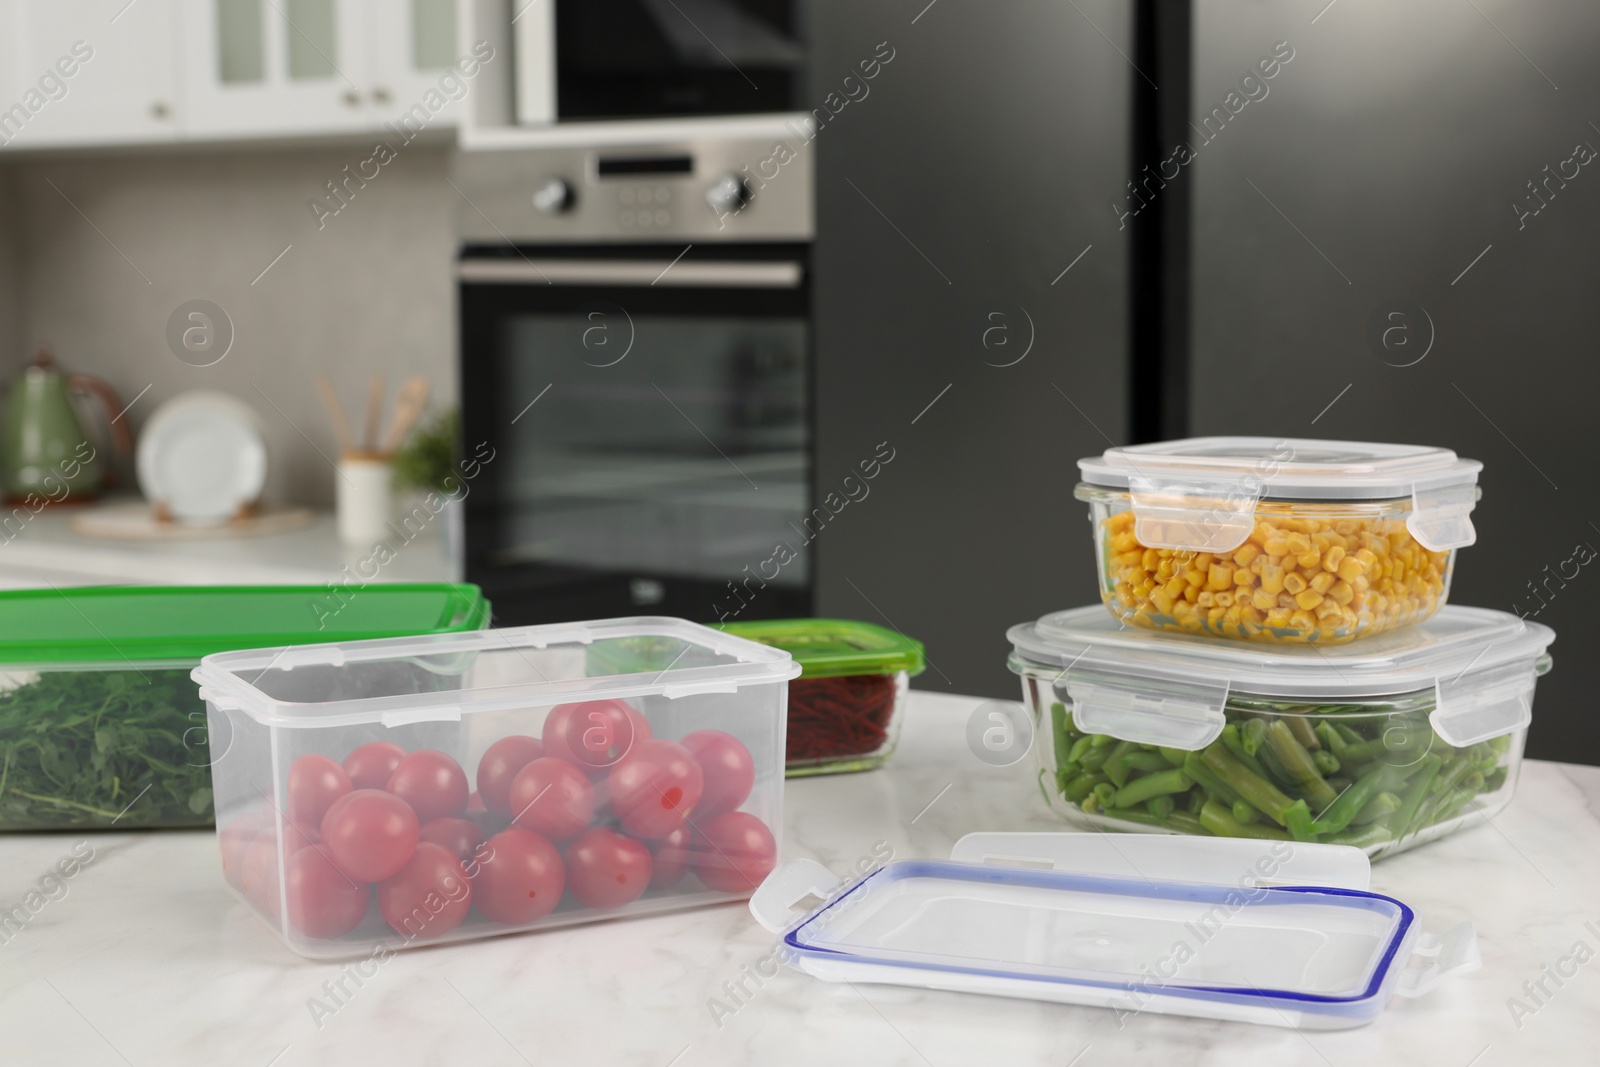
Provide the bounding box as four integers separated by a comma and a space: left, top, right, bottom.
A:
511, 0, 805, 124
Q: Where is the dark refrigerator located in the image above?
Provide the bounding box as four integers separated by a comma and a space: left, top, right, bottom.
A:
1186, 0, 1600, 764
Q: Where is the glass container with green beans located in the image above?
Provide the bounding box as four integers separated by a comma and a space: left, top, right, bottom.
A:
1008, 604, 1554, 860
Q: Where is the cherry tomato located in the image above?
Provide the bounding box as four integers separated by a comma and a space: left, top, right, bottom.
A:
691, 812, 777, 893
240, 837, 283, 915
649, 826, 694, 890
566, 827, 653, 910
386, 750, 469, 822
507, 758, 595, 841
607, 739, 704, 840
287, 754, 352, 826
219, 810, 269, 889
343, 741, 407, 791
419, 817, 487, 865
376, 842, 472, 939
285, 845, 371, 938
679, 730, 754, 818
542, 700, 650, 776
320, 788, 420, 882
475, 735, 544, 819
471, 828, 565, 925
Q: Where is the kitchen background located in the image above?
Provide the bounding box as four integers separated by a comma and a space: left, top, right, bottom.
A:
0, 0, 1595, 764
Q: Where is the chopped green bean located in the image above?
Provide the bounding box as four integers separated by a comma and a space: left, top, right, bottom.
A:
1353, 791, 1401, 826
1312, 750, 1341, 777
1113, 768, 1193, 809
1145, 795, 1176, 819
1241, 718, 1269, 757
1231, 799, 1261, 824
1266, 720, 1339, 811
1199, 799, 1291, 840
1284, 714, 1320, 751
1201, 743, 1296, 826
1104, 741, 1139, 788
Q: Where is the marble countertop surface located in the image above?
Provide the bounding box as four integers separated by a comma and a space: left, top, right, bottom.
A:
0, 502, 454, 587
1, 691, 1597, 1067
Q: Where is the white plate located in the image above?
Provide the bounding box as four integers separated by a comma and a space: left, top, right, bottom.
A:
136, 391, 267, 525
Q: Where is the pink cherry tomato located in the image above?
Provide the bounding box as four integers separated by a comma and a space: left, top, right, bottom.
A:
376, 842, 472, 939
475, 735, 544, 820
343, 741, 407, 791
240, 837, 282, 915
607, 739, 704, 840
566, 827, 652, 910
219, 810, 269, 889
286, 845, 371, 938
679, 730, 755, 818
386, 750, 469, 822
691, 812, 777, 893
542, 700, 651, 776
419, 817, 488, 865
287, 754, 352, 826
649, 826, 695, 890
320, 789, 420, 883
507, 758, 595, 841
472, 828, 565, 925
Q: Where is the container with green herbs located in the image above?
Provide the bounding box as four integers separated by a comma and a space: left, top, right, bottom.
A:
0, 583, 487, 831
1007, 604, 1552, 860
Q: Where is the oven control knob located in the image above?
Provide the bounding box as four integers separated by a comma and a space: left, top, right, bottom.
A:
533, 177, 575, 214
705, 175, 752, 215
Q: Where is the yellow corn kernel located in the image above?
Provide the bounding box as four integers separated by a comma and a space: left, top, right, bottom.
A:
1141, 548, 1161, 571
1214, 591, 1235, 608
1183, 582, 1200, 603
1263, 538, 1289, 557
1314, 597, 1344, 622
1293, 549, 1320, 571
1252, 588, 1277, 611
1260, 564, 1286, 595
1207, 563, 1233, 591
1196, 591, 1215, 608
1283, 572, 1308, 595
1337, 556, 1365, 583
1234, 569, 1254, 589
1294, 589, 1324, 611
1328, 580, 1354, 605
1150, 589, 1175, 614
1163, 577, 1187, 600
1355, 547, 1378, 567
1323, 544, 1345, 572
1309, 571, 1335, 595
1266, 609, 1291, 629
1233, 543, 1261, 568
1285, 532, 1311, 555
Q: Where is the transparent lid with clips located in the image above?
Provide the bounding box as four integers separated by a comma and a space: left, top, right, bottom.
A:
750, 833, 1479, 1031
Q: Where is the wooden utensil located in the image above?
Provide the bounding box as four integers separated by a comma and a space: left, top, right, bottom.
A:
315, 375, 356, 456
363, 375, 385, 454
380, 376, 431, 455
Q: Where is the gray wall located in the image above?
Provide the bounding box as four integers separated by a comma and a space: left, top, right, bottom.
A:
0, 141, 458, 507
809, 0, 1131, 699
1190, 0, 1600, 763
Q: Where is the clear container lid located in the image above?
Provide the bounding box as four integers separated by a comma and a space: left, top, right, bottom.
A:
1076, 437, 1482, 551
750, 834, 1479, 1030
1008, 605, 1554, 749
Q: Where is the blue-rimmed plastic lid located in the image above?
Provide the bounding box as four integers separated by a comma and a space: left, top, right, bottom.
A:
751, 833, 1478, 1031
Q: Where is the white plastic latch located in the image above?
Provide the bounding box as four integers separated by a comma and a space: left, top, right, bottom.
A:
1431, 660, 1535, 747
661, 679, 742, 699
1407, 480, 1478, 552
1128, 474, 1261, 554
380, 705, 464, 728
749, 859, 842, 933
1064, 667, 1229, 749
1394, 921, 1481, 998
950, 832, 1372, 891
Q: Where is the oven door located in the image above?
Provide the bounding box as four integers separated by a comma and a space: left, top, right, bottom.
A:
460, 245, 812, 625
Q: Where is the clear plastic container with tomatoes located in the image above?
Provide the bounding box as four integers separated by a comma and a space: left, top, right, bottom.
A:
194, 617, 799, 958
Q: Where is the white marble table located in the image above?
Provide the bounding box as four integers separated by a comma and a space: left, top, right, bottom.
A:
1, 692, 1597, 1067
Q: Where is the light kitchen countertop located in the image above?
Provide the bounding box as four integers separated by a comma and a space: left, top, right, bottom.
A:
0, 503, 455, 588
1, 691, 1597, 1067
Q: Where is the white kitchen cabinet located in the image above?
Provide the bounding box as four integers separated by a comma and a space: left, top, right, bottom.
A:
180, 0, 372, 137
0, 0, 181, 149
365, 0, 462, 115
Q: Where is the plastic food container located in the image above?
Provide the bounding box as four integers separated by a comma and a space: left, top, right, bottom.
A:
751, 833, 1480, 1030
1077, 437, 1482, 643
193, 616, 799, 958
721, 619, 925, 776
1007, 604, 1552, 859
0, 584, 486, 832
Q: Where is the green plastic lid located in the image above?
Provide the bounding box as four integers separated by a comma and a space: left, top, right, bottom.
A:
718, 618, 925, 679
0, 584, 488, 665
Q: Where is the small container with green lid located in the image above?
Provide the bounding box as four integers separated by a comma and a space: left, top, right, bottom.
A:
0, 583, 487, 831
720, 619, 925, 776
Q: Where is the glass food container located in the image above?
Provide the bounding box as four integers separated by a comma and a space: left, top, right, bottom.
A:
193, 616, 799, 958
1077, 437, 1482, 643
1007, 604, 1553, 860
721, 619, 925, 776
0, 584, 486, 831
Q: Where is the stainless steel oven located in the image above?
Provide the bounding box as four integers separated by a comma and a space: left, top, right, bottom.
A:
454, 136, 814, 626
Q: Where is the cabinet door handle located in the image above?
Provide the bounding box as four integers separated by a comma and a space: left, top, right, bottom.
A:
372, 87, 391, 104
342, 90, 361, 108
150, 101, 170, 119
